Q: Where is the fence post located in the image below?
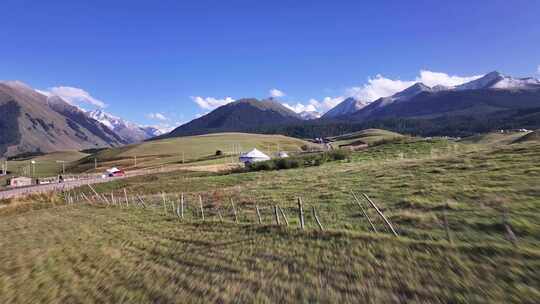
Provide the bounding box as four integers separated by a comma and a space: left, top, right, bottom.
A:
274, 205, 280, 225
124, 188, 129, 207
181, 193, 184, 219
312, 206, 324, 231
278, 206, 289, 226
256, 205, 262, 224
351, 191, 378, 233
298, 197, 305, 230
161, 192, 167, 215
231, 198, 239, 223
362, 193, 398, 237
199, 195, 205, 221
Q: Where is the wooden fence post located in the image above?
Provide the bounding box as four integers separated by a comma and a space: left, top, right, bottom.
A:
298, 197, 305, 230
161, 192, 167, 215
181, 193, 184, 219
312, 206, 324, 231
199, 195, 205, 221
256, 205, 262, 224
231, 198, 239, 223
351, 191, 378, 233
124, 188, 129, 207
136, 195, 147, 208
362, 193, 398, 237
278, 206, 289, 226
274, 205, 280, 225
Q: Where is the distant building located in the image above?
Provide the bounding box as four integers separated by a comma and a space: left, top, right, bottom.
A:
9, 176, 32, 188
239, 148, 271, 164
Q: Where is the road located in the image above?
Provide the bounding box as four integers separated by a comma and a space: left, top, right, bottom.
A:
0, 175, 130, 200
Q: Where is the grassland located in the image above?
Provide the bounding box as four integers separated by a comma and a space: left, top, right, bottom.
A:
1, 130, 539, 302
329, 128, 405, 147
71, 132, 319, 173
0, 151, 88, 186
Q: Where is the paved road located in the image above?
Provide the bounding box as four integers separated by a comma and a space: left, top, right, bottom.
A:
0, 175, 130, 200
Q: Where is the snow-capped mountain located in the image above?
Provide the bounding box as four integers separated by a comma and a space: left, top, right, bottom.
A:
299, 110, 321, 120
322, 97, 368, 119
88, 110, 163, 143
455, 71, 540, 91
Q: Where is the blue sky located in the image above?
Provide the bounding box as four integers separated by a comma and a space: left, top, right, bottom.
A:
1, 0, 539, 130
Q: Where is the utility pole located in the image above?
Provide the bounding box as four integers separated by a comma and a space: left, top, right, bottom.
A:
56, 160, 66, 175
134, 155, 137, 167
31, 160, 36, 178
94, 157, 97, 170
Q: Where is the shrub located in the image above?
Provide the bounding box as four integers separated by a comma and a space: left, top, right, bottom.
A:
248, 161, 275, 171
275, 158, 300, 169
327, 149, 351, 161
215, 150, 223, 156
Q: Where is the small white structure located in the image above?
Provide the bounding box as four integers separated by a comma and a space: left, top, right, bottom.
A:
9, 176, 32, 187
278, 151, 289, 158
239, 148, 270, 164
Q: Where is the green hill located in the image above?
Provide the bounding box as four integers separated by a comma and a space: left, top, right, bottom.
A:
329, 129, 405, 147
514, 130, 540, 143
72, 132, 320, 172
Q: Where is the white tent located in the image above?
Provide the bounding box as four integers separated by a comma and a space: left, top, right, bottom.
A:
278, 151, 289, 158
239, 148, 271, 164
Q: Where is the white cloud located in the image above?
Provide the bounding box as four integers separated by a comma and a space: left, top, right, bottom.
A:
191, 96, 235, 110
282, 103, 317, 113
282, 96, 344, 114
416, 70, 482, 87
39, 86, 107, 108
537, 65, 540, 75
147, 113, 168, 121
269, 88, 285, 98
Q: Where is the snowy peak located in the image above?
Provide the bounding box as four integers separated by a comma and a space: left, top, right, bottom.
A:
88, 109, 131, 130
392, 82, 432, 101
87, 110, 162, 143
455, 71, 540, 91
455, 71, 504, 90
322, 97, 368, 118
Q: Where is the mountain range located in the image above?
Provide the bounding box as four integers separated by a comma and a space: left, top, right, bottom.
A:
88, 110, 163, 143
341, 71, 540, 122
0, 81, 163, 157
2, 71, 539, 157
164, 71, 540, 139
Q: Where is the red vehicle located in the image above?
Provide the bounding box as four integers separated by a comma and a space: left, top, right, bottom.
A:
109, 170, 125, 177
106, 167, 125, 177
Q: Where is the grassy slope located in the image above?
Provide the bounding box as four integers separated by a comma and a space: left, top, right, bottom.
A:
1, 136, 540, 302
88, 139, 540, 246
72, 132, 319, 173
0, 151, 88, 186
459, 131, 528, 146
0, 205, 538, 303
513, 130, 540, 144
329, 129, 405, 146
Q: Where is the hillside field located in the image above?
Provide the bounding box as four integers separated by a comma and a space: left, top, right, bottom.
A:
0, 130, 539, 302
71, 132, 320, 173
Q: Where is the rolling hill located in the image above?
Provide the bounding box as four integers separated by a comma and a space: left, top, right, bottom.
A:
165, 98, 303, 138
72, 132, 319, 172
0, 81, 125, 158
